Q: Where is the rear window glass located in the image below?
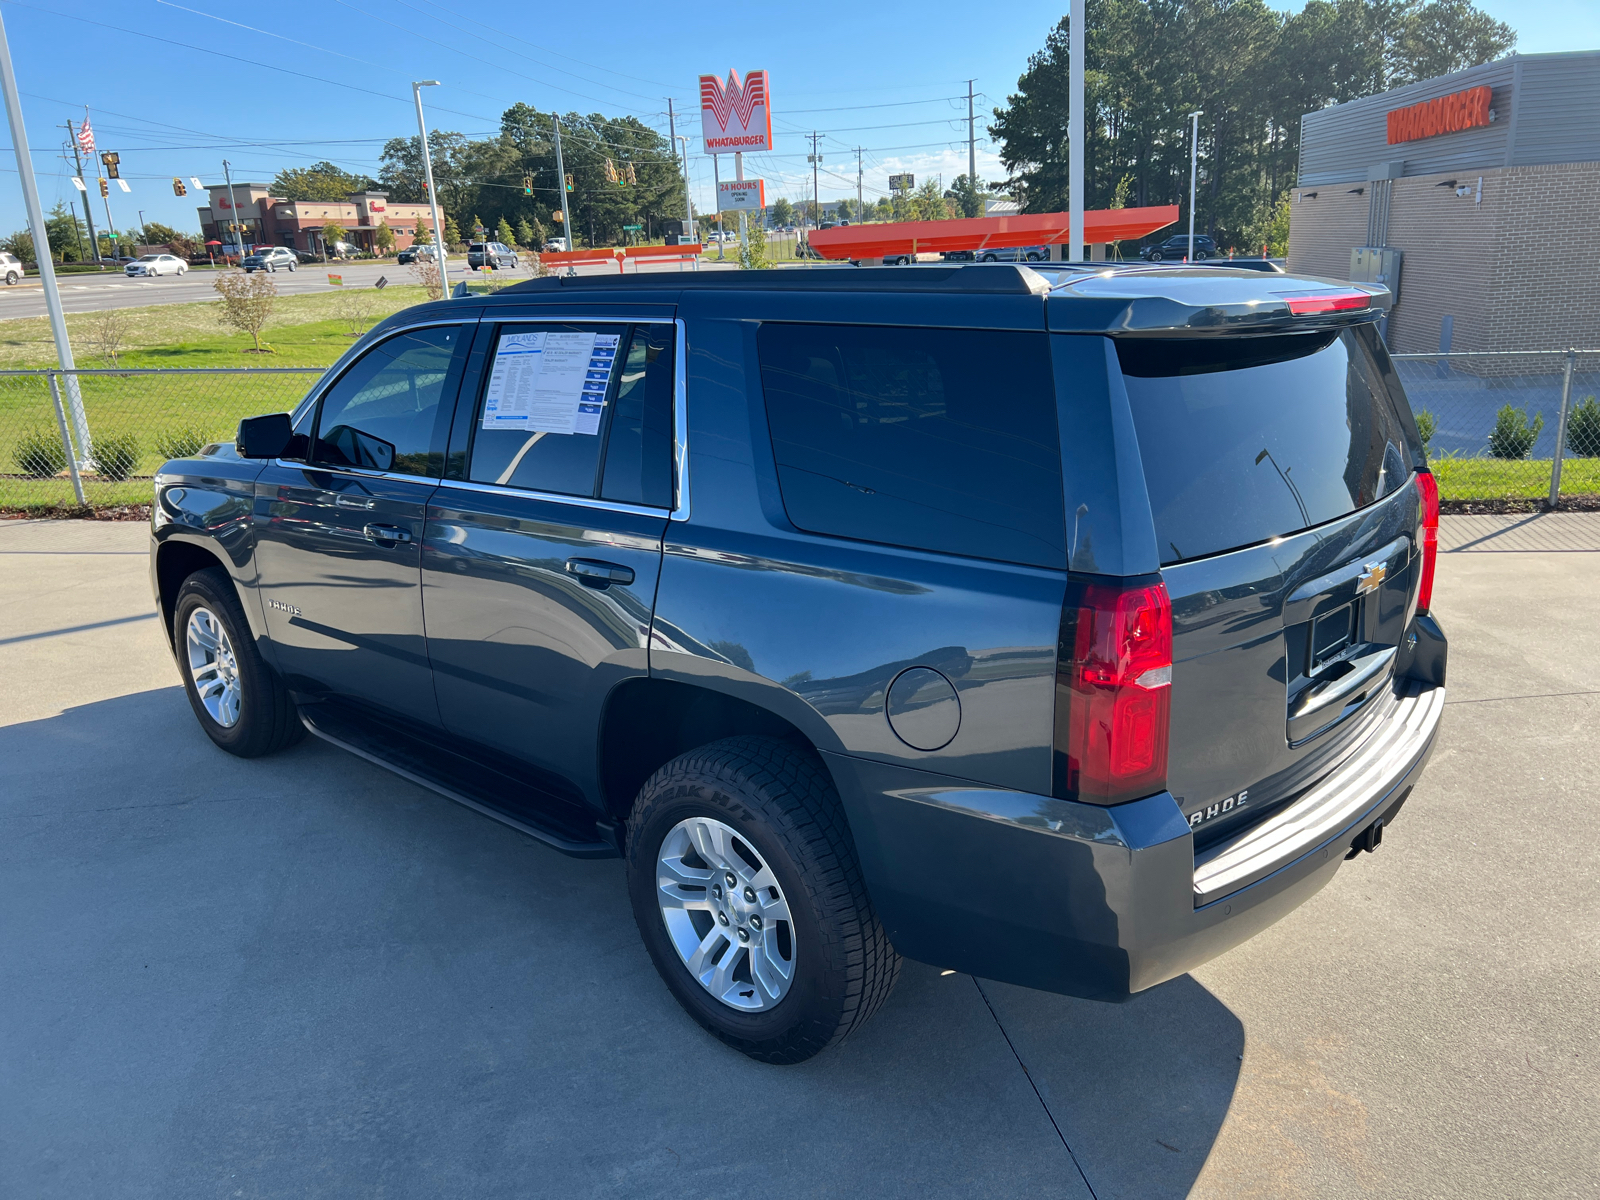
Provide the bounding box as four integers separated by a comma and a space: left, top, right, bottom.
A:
757, 323, 1065, 569
1119, 325, 1419, 565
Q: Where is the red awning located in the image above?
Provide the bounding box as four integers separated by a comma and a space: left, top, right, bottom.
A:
806, 206, 1180, 260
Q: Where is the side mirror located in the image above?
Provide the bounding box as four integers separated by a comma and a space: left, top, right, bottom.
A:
236, 412, 295, 459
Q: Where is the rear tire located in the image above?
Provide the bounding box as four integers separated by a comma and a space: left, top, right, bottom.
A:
173, 567, 303, 758
626, 736, 901, 1064
1148, 250, 1163, 262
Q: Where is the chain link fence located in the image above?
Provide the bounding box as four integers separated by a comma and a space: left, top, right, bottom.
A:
0, 368, 325, 509
1393, 350, 1600, 505
2, 352, 1598, 512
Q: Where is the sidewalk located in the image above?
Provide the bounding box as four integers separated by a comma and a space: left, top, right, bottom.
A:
1440, 510, 1600, 552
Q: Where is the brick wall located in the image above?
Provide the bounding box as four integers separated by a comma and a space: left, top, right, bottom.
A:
1286, 161, 1600, 358
1286, 186, 1368, 279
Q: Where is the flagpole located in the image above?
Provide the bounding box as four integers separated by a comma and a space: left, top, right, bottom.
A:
0, 11, 90, 466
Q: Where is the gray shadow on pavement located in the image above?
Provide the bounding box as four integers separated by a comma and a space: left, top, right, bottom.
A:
2, 689, 1092, 1200
978, 973, 1244, 1200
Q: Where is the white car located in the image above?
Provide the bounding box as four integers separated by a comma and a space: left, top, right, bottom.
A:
126, 253, 188, 278
0, 251, 24, 284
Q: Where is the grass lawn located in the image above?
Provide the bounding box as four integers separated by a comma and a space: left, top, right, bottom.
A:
1430, 454, 1600, 500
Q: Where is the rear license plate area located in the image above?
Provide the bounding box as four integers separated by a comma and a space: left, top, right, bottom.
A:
1309, 602, 1357, 673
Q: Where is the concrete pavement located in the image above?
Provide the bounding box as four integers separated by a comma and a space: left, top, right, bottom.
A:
1, 516, 1595, 1198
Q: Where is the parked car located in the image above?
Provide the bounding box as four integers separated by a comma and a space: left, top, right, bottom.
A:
0, 250, 24, 284
1143, 234, 1218, 262
125, 253, 188, 278
152, 264, 1441, 1066
544, 237, 569, 253
940, 249, 976, 262
295, 250, 323, 265
396, 244, 435, 265
977, 245, 1047, 263
468, 241, 518, 270
242, 246, 298, 273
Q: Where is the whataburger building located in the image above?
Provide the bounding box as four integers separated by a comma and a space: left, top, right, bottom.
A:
1288, 49, 1600, 355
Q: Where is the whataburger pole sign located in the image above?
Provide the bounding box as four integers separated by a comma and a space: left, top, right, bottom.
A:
700, 70, 772, 153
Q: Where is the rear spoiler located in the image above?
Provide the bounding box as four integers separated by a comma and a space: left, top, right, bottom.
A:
1046, 270, 1392, 336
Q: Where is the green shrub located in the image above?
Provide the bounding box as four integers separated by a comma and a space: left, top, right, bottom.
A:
12, 427, 66, 477
1414, 409, 1436, 452
1566, 396, 1600, 458
1487, 404, 1543, 460
156, 427, 211, 461
93, 433, 140, 481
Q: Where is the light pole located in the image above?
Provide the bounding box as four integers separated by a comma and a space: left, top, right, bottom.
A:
412, 81, 451, 297
0, 4, 89, 478
1187, 110, 1202, 262
222, 159, 246, 263
1069, 0, 1084, 262
675, 135, 694, 242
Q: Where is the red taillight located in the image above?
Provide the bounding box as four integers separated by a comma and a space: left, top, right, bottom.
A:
1273, 290, 1371, 315
1058, 581, 1172, 805
1416, 471, 1440, 612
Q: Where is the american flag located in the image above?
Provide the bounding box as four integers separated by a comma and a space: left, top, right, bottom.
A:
76, 117, 94, 155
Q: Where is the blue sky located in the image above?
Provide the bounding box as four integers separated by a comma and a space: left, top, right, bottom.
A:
0, 0, 1589, 237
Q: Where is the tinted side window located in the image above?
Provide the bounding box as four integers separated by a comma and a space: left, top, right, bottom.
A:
757, 323, 1066, 569
312, 324, 464, 476
600, 324, 675, 508
1120, 325, 1418, 565
467, 324, 624, 497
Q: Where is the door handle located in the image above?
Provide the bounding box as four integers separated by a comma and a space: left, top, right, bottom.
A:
363, 523, 413, 544
565, 558, 634, 588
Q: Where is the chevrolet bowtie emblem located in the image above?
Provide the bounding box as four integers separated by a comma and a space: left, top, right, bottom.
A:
1356, 562, 1387, 595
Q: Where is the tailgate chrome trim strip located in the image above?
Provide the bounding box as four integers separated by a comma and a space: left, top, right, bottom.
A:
1193, 681, 1445, 904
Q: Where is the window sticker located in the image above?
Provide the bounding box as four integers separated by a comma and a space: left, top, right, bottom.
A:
481, 331, 621, 434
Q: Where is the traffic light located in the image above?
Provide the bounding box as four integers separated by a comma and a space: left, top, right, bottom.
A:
522, 174, 533, 195
563, 173, 573, 193
625, 162, 637, 185
97, 177, 108, 198
99, 151, 120, 179
552, 210, 563, 224
604, 158, 618, 184
172, 177, 187, 197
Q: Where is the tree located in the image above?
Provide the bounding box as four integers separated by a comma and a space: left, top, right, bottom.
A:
3, 230, 33, 263
495, 216, 515, 246
320, 223, 344, 257
515, 216, 535, 247
138, 221, 183, 247
989, 0, 1516, 253
910, 179, 950, 221
374, 219, 396, 254
770, 197, 795, 227
873, 197, 893, 221
948, 174, 985, 219
271, 161, 372, 201
443, 215, 462, 248
412, 219, 433, 246
213, 270, 277, 352
47, 202, 86, 261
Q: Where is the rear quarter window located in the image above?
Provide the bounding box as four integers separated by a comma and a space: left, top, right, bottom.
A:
757, 322, 1066, 569
1119, 324, 1421, 565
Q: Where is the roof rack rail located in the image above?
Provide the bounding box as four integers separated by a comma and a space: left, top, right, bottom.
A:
496, 263, 1052, 296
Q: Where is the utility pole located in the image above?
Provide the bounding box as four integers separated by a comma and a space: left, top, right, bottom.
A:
1069, 0, 1084, 262
553, 112, 575, 247
412, 81, 450, 295
807, 132, 822, 231
966, 79, 977, 203
0, 8, 89, 471
856, 147, 864, 224
1187, 110, 1202, 262
63, 120, 99, 268
668, 99, 693, 242
222, 159, 244, 263
99, 165, 118, 260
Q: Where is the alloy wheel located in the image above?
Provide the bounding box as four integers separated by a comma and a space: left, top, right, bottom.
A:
186, 606, 242, 728
656, 816, 796, 1011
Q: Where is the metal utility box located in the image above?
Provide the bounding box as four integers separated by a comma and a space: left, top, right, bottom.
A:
1350, 247, 1404, 303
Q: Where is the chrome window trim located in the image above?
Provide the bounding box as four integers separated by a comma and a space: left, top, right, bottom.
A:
284, 313, 689, 519
432, 476, 670, 519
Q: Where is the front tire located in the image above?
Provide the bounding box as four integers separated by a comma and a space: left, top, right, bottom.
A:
626, 736, 900, 1064
173, 567, 303, 758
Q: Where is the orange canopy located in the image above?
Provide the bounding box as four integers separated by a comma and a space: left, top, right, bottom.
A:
806, 206, 1180, 260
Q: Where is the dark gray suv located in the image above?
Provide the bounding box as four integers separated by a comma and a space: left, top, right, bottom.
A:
150, 264, 1446, 1063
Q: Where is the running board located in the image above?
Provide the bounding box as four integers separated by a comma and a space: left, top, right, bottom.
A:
299, 708, 617, 859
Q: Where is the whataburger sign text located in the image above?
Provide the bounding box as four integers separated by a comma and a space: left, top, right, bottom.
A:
700, 69, 772, 153
1387, 85, 1493, 145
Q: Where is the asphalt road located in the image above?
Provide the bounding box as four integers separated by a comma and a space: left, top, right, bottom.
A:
0, 256, 738, 319
1, 515, 1595, 1199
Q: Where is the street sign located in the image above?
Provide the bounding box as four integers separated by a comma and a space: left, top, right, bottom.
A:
717, 179, 766, 212
699, 69, 772, 154
889, 173, 914, 191
623, 224, 642, 231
